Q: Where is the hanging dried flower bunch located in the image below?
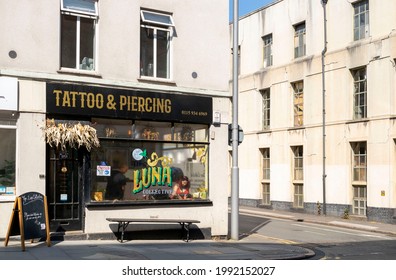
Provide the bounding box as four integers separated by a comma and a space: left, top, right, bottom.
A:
42, 118, 100, 151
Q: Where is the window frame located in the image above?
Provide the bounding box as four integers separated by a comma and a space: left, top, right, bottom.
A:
351, 141, 367, 184
261, 89, 270, 130
351, 141, 367, 215
352, 67, 367, 120
140, 10, 174, 80
353, 0, 369, 41
260, 148, 270, 206
0, 124, 17, 201
89, 119, 210, 204
140, 10, 174, 27
292, 145, 304, 208
293, 183, 304, 208
60, 0, 98, 72
353, 185, 367, 216
262, 34, 273, 67
292, 81, 304, 127
292, 146, 304, 182
294, 22, 306, 58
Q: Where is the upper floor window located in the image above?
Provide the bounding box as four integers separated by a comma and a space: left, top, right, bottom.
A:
60, 0, 98, 71
140, 10, 174, 80
353, 0, 369, 41
352, 67, 367, 119
294, 22, 306, 58
262, 34, 273, 67
261, 89, 270, 130
292, 81, 304, 127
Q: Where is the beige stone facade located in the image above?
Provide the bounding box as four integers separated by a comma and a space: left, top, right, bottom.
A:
231, 0, 396, 223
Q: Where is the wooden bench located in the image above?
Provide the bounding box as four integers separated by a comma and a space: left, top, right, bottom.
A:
106, 218, 200, 242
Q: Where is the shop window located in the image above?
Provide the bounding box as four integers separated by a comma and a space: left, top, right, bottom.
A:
90, 119, 209, 203
60, 0, 98, 71
140, 10, 174, 79
0, 122, 17, 199
173, 123, 208, 142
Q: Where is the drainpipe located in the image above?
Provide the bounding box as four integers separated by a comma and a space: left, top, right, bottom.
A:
321, 0, 328, 215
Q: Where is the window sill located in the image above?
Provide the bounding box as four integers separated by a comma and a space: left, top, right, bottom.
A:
352, 181, 367, 186
138, 76, 176, 86
58, 68, 102, 78
85, 199, 213, 208
292, 180, 304, 184
288, 126, 305, 131
346, 118, 369, 124
0, 195, 16, 202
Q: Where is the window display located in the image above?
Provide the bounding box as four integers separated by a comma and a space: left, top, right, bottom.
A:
90, 119, 209, 203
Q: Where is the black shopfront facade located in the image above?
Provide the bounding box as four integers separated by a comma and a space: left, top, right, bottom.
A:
45, 82, 213, 233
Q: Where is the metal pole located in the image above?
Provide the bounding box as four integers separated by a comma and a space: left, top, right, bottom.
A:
231, 0, 239, 240
321, 0, 328, 215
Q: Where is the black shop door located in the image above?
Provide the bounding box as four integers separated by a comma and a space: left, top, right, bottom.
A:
47, 147, 86, 232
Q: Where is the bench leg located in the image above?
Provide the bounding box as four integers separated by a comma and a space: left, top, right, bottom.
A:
117, 222, 130, 243
179, 222, 193, 242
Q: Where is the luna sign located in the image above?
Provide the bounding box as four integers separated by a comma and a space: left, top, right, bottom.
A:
132, 151, 173, 194
46, 83, 213, 124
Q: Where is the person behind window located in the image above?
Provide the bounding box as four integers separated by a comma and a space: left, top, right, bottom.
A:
171, 176, 191, 199
105, 163, 128, 201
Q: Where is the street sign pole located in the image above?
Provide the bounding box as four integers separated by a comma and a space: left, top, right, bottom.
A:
231, 0, 239, 241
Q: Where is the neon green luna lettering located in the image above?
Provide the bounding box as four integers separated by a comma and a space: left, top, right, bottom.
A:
133, 167, 172, 194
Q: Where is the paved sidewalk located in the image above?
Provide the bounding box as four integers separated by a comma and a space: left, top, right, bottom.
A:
0, 238, 314, 260
238, 206, 396, 236
1, 206, 394, 260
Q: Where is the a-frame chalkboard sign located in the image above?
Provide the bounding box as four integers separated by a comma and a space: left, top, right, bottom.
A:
4, 192, 51, 251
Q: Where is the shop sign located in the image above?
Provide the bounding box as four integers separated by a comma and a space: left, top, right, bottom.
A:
132, 151, 173, 195
46, 83, 213, 124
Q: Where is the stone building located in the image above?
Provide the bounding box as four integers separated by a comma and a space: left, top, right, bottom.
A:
231, 0, 396, 223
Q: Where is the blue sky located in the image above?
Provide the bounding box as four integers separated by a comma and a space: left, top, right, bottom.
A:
229, 0, 274, 21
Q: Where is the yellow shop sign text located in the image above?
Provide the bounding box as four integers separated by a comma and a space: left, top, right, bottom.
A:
52, 89, 172, 114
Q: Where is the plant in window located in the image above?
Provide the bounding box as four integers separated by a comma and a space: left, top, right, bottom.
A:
42, 118, 100, 151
